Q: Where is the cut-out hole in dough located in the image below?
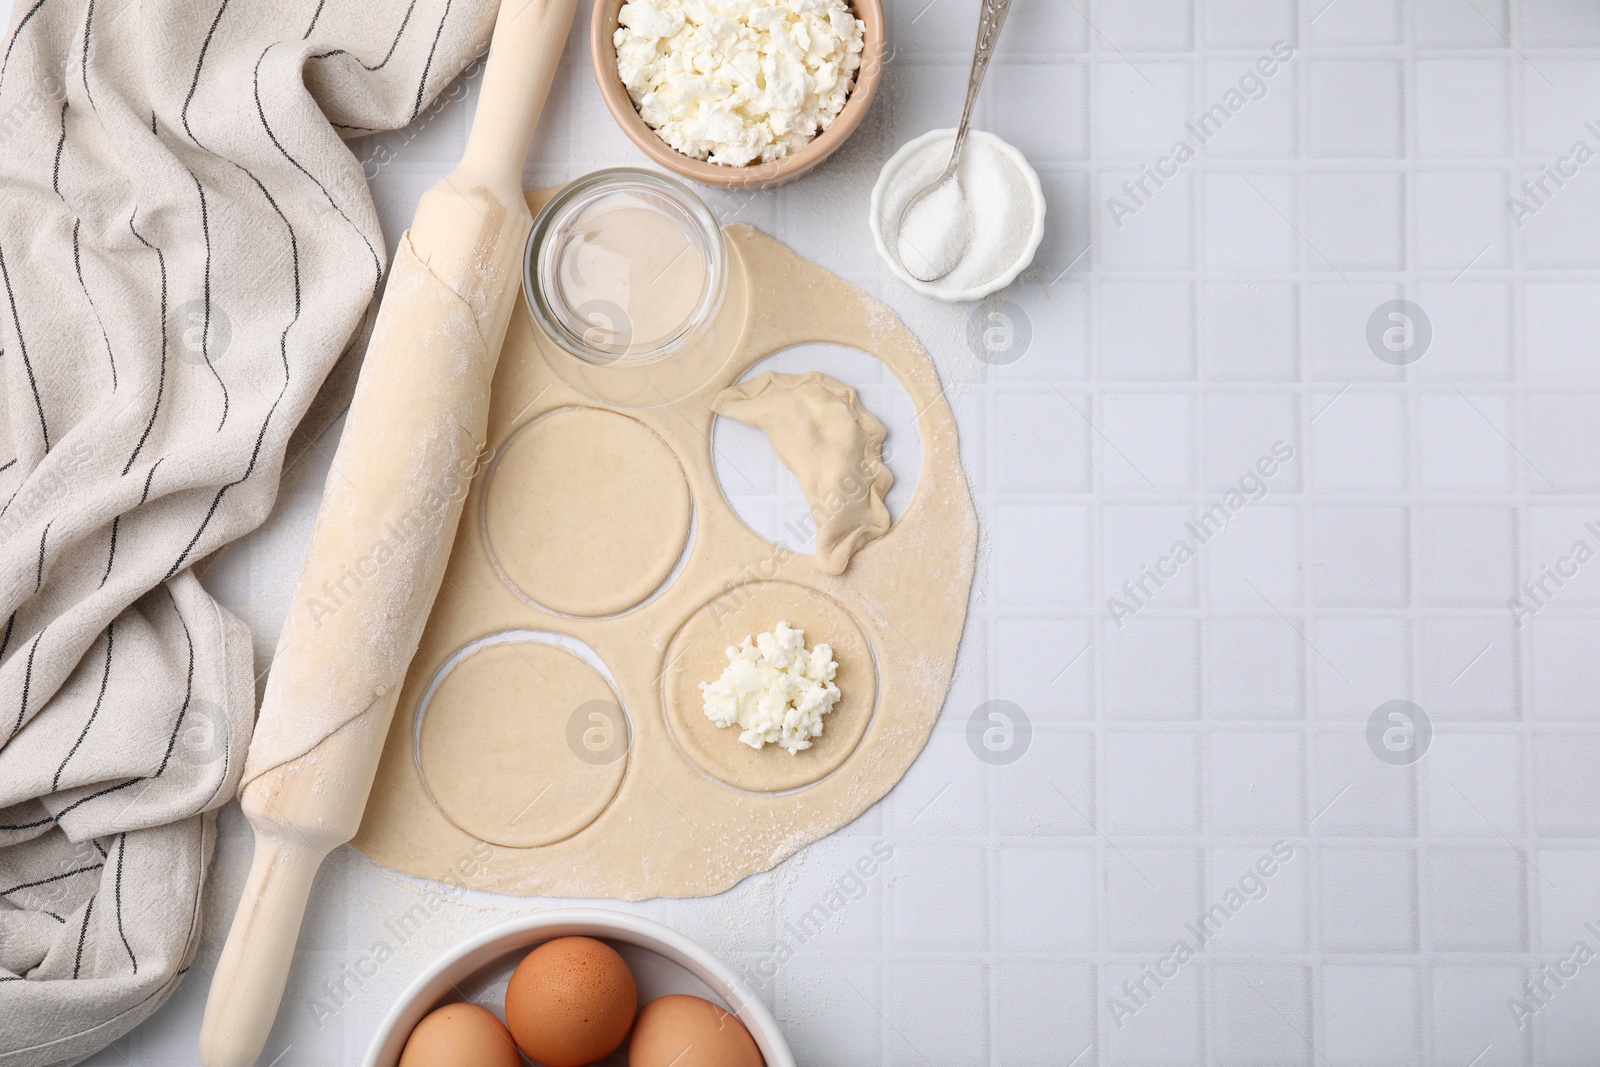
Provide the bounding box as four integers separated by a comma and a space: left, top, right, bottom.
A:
712, 344, 922, 559
484, 407, 693, 617
713, 371, 892, 575
662, 581, 878, 793
416, 634, 629, 849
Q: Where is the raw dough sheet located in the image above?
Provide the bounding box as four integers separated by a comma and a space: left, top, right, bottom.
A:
351, 200, 977, 898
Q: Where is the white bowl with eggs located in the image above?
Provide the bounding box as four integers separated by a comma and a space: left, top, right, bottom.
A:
362, 909, 794, 1067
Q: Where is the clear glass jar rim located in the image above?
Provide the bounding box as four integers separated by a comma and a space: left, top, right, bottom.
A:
523, 168, 727, 367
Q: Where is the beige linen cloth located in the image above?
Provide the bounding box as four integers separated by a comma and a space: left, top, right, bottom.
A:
0, 0, 496, 1062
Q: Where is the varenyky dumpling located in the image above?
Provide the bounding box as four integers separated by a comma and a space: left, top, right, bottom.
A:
712, 370, 894, 575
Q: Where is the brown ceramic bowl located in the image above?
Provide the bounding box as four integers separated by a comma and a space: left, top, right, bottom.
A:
591, 0, 886, 189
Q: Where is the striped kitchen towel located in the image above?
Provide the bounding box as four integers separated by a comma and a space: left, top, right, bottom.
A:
0, 0, 495, 1062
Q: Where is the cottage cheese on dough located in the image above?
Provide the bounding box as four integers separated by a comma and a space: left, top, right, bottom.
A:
615, 0, 866, 166
700, 621, 841, 753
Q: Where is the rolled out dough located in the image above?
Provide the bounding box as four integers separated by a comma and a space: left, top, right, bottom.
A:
712, 370, 893, 575
352, 203, 977, 899
419, 640, 626, 848
484, 406, 691, 616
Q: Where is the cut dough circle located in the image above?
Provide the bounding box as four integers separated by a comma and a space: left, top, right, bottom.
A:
485, 407, 691, 616
418, 640, 628, 848
664, 581, 876, 793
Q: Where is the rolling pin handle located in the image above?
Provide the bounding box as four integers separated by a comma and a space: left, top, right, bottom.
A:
198, 825, 328, 1067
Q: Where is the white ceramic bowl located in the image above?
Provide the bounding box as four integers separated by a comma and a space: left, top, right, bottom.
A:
869, 128, 1047, 303
361, 909, 795, 1067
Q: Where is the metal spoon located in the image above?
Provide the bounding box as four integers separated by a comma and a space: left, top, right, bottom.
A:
895, 0, 1016, 282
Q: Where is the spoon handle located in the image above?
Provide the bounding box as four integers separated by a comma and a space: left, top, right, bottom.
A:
947, 0, 1016, 175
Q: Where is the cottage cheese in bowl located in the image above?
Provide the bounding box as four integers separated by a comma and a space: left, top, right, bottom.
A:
614, 0, 866, 166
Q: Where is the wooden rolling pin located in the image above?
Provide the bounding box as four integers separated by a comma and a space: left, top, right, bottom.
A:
198, 1, 577, 1063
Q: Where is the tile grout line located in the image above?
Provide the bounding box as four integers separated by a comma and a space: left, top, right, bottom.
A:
1401, 7, 1438, 1063
1188, 14, 1216, 1065
1506, 7, 1543, 1064
1085, 8, 1108, 1063
1292, 1, 1327, 1051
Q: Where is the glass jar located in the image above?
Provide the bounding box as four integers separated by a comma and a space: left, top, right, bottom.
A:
523, 168, 727, 367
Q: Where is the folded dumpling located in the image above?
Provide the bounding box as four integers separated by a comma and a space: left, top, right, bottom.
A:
713, 370, 894, 574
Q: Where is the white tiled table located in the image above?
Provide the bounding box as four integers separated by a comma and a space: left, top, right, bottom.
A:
26, 0, 1600, 1062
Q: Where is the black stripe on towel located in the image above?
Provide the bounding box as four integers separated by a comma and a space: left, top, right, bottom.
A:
52, 100, 67, 192
101, 515, 118, 585
72, 894, 95, 978
165, 72, 313, 578
12, 631, 42, 740
35, 522, 48, 589
53, 778, 138, 820
0, 240, 50, 451
166, 370, 285, 577
122, 216, 167, 475
310, 0, 417, 72
80, 0, 98, 111
411, 0, 455, 121
54, 623, 112, 791
51, 604, 202, 820
176, 4, 231, 431
139, 458, 163, 504
114, 834, 137, 973
0, 862, 102, 897
151, 594, 195, 776
180, 0, 230, 146
301, 0, 327, 39
189, 175, 229, 429
0, 0, 50, 86
73, 220, 117, 390
251, 50, 382, 292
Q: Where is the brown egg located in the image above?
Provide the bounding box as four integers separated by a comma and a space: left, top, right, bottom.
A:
398, 1002, 521, 1067
629, 994, 764, 1067
504, 935, 638, 1067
